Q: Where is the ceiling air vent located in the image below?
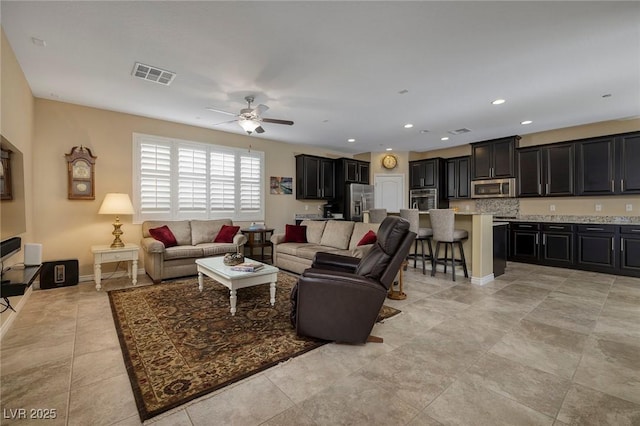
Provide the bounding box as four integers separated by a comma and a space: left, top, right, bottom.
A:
132, 62, 176, 86
448, 128, 471, 135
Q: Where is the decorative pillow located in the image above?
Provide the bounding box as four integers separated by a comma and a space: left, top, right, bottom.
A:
284, 224, 308, 243
214, 225, 240, 243
149, 225, 178, 248
357, 229, 377, 246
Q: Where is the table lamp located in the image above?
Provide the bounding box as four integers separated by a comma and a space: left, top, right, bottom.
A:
98, 193, 135, 248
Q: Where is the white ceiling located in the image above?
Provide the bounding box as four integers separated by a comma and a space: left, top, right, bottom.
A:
2, 1, 639, 154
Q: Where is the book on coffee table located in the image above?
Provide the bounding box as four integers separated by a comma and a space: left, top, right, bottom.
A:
230, 262, 264, 272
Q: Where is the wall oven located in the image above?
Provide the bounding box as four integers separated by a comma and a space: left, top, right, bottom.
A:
409, 188, 438, 212
471, 178, 516, 198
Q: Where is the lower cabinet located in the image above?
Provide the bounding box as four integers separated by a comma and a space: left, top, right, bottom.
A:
575, 225, 617, 273
541, 224, 574, 267
508, 222, 639, 278
620, 225, 640, 275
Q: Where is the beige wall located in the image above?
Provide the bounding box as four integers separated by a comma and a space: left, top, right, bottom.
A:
33, 100, 346, 276
0, 29, 35, 257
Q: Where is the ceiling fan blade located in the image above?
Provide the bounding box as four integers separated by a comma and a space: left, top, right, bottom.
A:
254, 104, 269, 116
255, 126, 265, 134
262, 118, 294, 126
205, 107, 237, 117
212, 119, 238, 126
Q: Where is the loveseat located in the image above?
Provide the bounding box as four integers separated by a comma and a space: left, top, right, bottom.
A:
270, 220, 380, 275
140, 219, 247, 283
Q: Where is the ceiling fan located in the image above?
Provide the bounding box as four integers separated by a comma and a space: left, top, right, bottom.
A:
206, 96, 294, 135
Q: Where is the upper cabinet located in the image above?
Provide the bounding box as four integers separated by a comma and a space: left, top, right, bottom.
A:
335, 158, 369, 185
446, 156, 470, 199
409, 158, 444, 189
517, 143, 574, 197
576, 131, 640, 195
295, 154, 335, 200
471, 136, 520, 180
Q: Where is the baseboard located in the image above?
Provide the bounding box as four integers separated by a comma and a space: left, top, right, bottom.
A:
77, 268, 146, 284
1, 286, 33, 340
471, 274, 495, 285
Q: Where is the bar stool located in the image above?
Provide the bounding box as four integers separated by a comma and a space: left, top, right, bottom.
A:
368, 208, 387, 224
400, 209, 433, 275
429, 209, 469, 281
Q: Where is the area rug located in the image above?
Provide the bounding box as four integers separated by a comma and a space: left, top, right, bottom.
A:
108, 272, 400, 421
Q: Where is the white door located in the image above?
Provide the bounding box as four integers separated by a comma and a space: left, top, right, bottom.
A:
374, 174, 404, 213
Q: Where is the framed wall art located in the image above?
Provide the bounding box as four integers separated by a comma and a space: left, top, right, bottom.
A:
65, 146, 97, 200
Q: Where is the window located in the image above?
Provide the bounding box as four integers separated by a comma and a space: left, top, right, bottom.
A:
133, 133, 264, 222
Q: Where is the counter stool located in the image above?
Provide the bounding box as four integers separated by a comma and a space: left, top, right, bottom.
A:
368, 209, 387, 224
400, 209, 433, 275
429, 209, 469, 281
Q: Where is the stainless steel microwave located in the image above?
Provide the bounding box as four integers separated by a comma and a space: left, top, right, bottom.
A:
471, 178, 516, 198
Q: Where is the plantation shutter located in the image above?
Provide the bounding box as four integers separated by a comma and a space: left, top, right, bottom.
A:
240, 155, 262, 212
210, 151, 235, 212
139, 141, 171, 213
178, 146, 207, 213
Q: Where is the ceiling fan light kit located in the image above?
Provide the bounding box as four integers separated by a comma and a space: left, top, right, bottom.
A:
208, 95, 293, 135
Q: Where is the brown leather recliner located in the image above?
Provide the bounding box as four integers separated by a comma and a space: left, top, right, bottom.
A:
291, 216, 416, 344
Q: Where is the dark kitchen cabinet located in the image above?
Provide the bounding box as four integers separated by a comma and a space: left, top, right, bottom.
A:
541, 223, 574, 267
493, 223, 508, 277
336, 158, 369, 184
510, 223, 540, 263
619, 225, 640, 276
295, 154, 335, 200
517, 143, 574, 197
446, 156, 470, 199
575, 132, 640, 196
576, 225, 616, 273
471, 136, 520, 180
617, 132, 640, 194
409, 158, 444, 189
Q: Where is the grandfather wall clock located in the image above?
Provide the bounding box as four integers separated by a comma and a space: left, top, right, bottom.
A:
65, 146, 97, 200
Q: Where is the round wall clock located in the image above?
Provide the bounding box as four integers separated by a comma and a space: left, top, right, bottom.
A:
382, 154, 398, 170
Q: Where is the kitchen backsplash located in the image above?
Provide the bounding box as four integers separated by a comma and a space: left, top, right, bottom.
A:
474, 198, 520, 217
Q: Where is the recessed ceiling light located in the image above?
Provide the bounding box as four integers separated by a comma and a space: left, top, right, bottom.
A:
491, 99, 506, 105
420, 130, 430, 134
386, 148, 393, 151
521, 120, 533, 125
404, 123, 414, 129
441, 137, 449, 141
347, 138, 355, 143
31, 37, 46, 47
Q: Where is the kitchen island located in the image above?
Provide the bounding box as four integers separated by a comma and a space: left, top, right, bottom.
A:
417, 212, 495, 284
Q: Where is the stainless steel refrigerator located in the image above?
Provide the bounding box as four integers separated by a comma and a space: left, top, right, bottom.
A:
347, 184, 374, 222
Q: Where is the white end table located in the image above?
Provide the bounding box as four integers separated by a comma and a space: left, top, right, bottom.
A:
91, 243, 139, 290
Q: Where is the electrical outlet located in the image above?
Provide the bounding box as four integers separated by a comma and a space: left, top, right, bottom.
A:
595, 204, 602, 212
626, 204, 633, 212
550, 204, 556, 212
304, 205, 309, 211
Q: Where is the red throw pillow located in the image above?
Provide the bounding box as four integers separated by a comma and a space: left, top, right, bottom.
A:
214, 225, 240, 243
284, 224, 307, 243
357, 229, 377, 246
149, 225, 178, 248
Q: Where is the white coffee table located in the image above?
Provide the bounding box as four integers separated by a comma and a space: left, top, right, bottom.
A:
195, 256, 279, 316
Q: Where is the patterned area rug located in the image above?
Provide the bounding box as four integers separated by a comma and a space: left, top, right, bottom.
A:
108, 272, 400, 421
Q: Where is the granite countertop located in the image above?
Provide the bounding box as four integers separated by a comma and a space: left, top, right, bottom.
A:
492, 215, 640, 225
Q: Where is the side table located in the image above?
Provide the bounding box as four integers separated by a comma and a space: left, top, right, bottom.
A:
240, 228, 275, 263
91, 243, 139, 290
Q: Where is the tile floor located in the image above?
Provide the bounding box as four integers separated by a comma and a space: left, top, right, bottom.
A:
1, 262, 639, 425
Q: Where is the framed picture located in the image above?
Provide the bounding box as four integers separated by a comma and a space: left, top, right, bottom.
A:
0, 148, 12, 200
270, 176, 292, 195
65, 146, 97, 200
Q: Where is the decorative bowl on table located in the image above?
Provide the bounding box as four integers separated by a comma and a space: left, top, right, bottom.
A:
223, 252, 245, 266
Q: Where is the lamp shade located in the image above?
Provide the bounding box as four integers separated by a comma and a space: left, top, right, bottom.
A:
238, 118, 260, 133
98, 193, 134, 215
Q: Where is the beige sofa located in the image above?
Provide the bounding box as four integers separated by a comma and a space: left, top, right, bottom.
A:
140, 219, 247, 283
270, 220, 380, 274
